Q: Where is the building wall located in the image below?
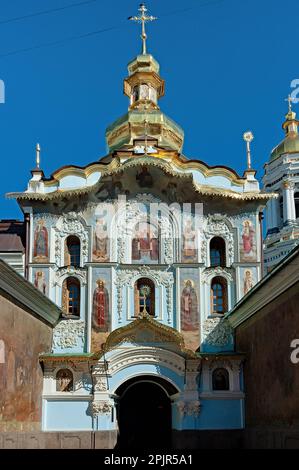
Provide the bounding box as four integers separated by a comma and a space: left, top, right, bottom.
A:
235, 281, 299, 427
0, 291, 53, 431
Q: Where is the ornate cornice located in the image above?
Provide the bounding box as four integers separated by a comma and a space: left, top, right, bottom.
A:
7, 154, 276, 202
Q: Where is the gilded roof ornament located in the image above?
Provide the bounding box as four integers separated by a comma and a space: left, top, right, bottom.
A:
243, 131, 254, 170
284, 94, 296, 121
129, 3, 157, 55
36, 143, 41, 169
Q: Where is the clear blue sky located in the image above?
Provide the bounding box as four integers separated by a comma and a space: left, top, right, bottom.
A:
0, 0, 297, 219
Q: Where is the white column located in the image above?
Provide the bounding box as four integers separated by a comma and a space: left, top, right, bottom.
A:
283, 180, 296, 225
271, 197, 279, 229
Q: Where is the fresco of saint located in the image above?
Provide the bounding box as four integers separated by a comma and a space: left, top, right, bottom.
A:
132, 222, 159, 262
33, 220, 49, 262
56, 369, 73, 392
92, 280, 109, 332
240, 219, 256, 261
93, 219, 109, 262
182, 218, 197, 262
180, 280, 199, 331
34, 271, 47, 295
243, 269, 254, 295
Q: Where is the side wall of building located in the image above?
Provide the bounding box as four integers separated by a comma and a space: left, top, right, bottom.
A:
235, 282, 299, 434
0, 291, 53, 431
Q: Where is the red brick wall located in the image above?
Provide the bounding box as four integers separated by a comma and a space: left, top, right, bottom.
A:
235, 282, 299, 427
0, 292, 53, 431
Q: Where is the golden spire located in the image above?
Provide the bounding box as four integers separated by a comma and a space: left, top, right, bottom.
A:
36, 143, 41, 169
129, 3, 157, 55
243, 131, 254, 170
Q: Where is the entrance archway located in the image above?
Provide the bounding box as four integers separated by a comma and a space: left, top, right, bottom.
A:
115, 376, 177, 449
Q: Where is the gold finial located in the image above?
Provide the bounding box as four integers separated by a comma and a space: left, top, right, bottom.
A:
36, 143, 41, 169
243, 131, 254, 170
129, 3, 157, 55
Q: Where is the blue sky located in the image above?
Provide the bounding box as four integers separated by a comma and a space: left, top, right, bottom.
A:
0, 0, 297, 219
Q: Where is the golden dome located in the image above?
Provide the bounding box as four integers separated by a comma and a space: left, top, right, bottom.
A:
270, 110, 299, 161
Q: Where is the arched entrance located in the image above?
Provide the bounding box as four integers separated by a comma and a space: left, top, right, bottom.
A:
115, 376, 176, 449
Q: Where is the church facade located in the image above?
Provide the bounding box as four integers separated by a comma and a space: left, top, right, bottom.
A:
6, 6, 275, 446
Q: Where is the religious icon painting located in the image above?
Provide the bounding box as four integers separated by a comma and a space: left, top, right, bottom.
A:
132, 222, 159, 264
181, 218, 198, 263
239, 219, 257, 262
93, 218, 109, 262
180, 269, 200, 352
33, 219, 49, 263
240, 267, 257, 296
92, 279, 110, 333
90, 270, 111, 353
33, 269, 48, 296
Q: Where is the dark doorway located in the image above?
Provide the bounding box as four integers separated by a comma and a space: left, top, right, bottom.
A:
116, 378, 173, 449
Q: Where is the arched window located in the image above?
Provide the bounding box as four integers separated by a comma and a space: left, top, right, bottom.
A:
62, 277, 80, 317
134, 278, 155, 317
210, 237, 226, 267
212, 368, 229, 391
56, 369, 73, 392
210, 277, 228, 314
65, 236, 80, 267
132, 85, 139, 103
295, 192, 299, 219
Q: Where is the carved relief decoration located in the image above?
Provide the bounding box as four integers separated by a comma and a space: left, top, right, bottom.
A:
202, 318, 234, 347
201, 267, 234, 284
92, 401, 112, 416
175, 400, 201, 417
53, 320, 85, 349
53, 266, 87, 286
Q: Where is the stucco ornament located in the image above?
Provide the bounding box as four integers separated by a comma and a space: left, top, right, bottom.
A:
176, 401, 186, 417
53, 266, 87, 286
53, 320, 85, 349
186, 400, 201, 417
202, 214, 234, 266
92, 401, 112, 416
54, 212, 89, 265
201, 266, 234, 284
203, 318, 234, 347
94, 378, 108, 392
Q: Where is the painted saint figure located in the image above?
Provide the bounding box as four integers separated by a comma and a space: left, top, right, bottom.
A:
34, 271, 47, 295
132, 222, 159, 262
93, 218, 109, 262
243, 269, 254, 295
182, 218, 197, 262
241, 220, 255, 258
180, 280, 199, 331
92, 279, 109, 332
33, 220, 48, 261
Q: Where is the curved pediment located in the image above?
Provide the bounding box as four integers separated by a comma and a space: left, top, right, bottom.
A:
8, 150, 275, 202
101, 313, 196, 358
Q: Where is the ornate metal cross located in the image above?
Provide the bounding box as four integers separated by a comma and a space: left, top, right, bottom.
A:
128, 3, 157, 55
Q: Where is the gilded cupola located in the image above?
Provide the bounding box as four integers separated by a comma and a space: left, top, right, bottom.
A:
105, 3, 184, 154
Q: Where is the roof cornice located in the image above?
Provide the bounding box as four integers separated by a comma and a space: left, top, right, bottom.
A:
0, 259, 62, 327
